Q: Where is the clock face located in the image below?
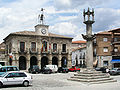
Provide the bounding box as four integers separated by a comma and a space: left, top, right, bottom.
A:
41, 29, 46, 34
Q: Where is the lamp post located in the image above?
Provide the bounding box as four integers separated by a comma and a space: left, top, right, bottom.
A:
82, 8, 95, 69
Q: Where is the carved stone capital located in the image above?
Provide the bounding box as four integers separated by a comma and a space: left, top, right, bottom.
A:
82, 34, 95, 41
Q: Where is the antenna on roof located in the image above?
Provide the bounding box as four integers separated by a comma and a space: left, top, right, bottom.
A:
38, 8, 45, 25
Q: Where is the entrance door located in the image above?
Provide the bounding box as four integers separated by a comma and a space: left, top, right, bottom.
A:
41, 56, 48, 69
52, 57, 58, 66
19, 56, 26, 70
30, 56, 37, 68
61, 57, 67, 67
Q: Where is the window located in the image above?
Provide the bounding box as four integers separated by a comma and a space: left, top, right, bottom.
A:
114, 47, 118, 52
20, 42, 25, 52
18, 73, 27, 77
103, 61, 108, 67
31, 42, 36, 51
6, 45, 8, 54
103, 38, 108, 42
9, 43, 12, 53
0, 68, 6, 72
42, 41, 47, 51
114, 37, 118, 42
53, 43, 57, 52
103, 47, 108, 52
62, 44, 66, 52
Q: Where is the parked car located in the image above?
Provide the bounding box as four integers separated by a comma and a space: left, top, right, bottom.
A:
69, 66, 80, 72
95, 67, 107, 73
41, 67, 52, 74
109, 68, 120, 75
28, 65, 40, 74
0, 71, 32, 87
0, 66, 19, 75
45, 65, 58, 73
58, 67, 69, 73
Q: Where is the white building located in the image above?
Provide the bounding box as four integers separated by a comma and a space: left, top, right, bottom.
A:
72, 46, 86, 67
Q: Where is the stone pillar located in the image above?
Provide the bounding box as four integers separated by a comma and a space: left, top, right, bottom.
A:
26, 54, 30, 70
82, 8, 95, 69
48, 54, 52, 64
67, 54, 72, 68
58, 55, 62, 67
37, 55, 41, 69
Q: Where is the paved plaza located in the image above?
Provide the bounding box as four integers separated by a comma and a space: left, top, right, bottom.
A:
0, 72, 120, 90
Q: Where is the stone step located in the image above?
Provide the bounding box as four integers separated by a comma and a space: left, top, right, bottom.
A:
77, 71, 102, 74
74, 73, 109, 77
89, 79, 117, 84
67, 77, 116, 83
71, 75, 110, 79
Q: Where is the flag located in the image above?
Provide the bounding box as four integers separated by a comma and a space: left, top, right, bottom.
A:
49, 43, 51, 50
41, 44, 43, 52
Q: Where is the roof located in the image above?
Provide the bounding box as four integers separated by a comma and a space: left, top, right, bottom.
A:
96, 28, 120, 35
72, 40, 86, 44
108, 28, 120, 33
4, 31, 73, 40
72, 46, 86, 52
97, 31, 111, 35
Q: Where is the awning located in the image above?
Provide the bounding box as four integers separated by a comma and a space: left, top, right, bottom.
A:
111, 59, 120, 63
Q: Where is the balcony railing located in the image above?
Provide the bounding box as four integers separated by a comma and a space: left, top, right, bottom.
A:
29, 48, 38, 54
111, 51, 120, 56
61, 49, 69, 54
51, 49, 59, 54
18, 48, 28, 54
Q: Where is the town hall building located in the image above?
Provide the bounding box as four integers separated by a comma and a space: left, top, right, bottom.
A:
4, 10, 73, 70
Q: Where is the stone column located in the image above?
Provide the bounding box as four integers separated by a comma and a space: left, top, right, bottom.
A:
82, 8, 95, 69
37, 55, 41, 69
26, 54, 30, 70
48, 54, 52, 64
58, 55, 62, 67
67, 54, 72, 68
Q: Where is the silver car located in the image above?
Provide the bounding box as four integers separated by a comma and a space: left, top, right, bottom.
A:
0, 71, 32, 87
109, 68, 120, 75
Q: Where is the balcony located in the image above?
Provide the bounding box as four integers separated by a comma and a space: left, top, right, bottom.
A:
18, 48, 28, 54
52, 49, 59, 54
41, 48, 49, 54
111, 38, 120, 45
29, 48, 38, 54
111, 51, 120, 56
61, 49, 68, 55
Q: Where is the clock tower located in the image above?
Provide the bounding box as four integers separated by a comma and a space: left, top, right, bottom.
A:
35, 24, 49, 36
35, 8, 49, 36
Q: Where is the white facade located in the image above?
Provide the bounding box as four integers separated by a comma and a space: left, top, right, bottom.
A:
72, 47, 86, 67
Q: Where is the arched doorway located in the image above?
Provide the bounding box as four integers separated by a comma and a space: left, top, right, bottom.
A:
30, 56, 38, 68
41, 56, 48, 69
52, 56, 58, 66
61, 57, 67, 67
19, 56, 26, 70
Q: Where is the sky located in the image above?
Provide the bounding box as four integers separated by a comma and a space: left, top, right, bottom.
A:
0, 0, 120, 43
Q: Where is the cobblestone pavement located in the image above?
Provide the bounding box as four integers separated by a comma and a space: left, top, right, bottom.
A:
0, 72, 120, 90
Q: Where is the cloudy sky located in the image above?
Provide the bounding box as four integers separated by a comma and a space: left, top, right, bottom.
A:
0, 0, 120, 43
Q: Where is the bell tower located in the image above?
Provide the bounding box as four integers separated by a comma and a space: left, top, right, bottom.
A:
35, 8, 49, 36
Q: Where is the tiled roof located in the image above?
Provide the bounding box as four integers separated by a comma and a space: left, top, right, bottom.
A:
97, 31, 111, 35
72, 46, 86, 52
72, 40, 86, 44
9, 31, 73, 39
108, 28, 120, 33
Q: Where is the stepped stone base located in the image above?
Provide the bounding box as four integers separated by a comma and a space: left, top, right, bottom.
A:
68, 68, 117, 84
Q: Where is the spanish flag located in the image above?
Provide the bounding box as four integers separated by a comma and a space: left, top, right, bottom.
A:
41, 44, 43, 52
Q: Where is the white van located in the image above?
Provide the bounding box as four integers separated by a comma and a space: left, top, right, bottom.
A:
45, 65, 58, 73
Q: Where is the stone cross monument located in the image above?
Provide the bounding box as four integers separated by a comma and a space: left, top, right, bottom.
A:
82, 8, 95, 69
68, 8, 117, 83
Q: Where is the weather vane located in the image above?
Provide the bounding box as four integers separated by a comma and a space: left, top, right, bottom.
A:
38, 8, 45, 24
